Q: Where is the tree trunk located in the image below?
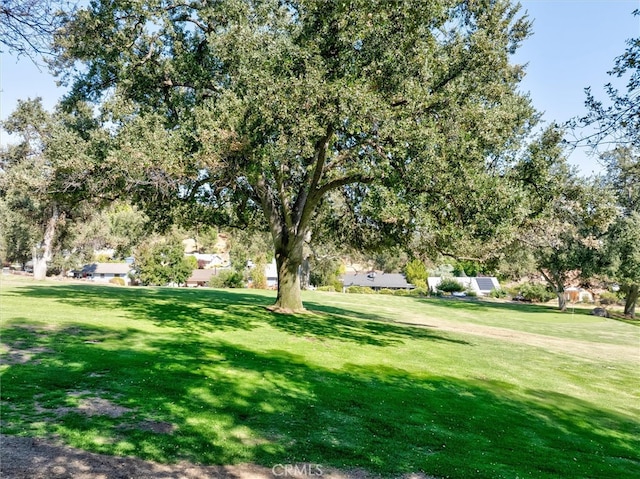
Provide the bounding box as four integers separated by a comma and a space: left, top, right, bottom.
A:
541, 270, 567, 312
273, 252, 303, 313
32, 206, 61, 280
270, 229, 305, 313
624, 284, 638, 318
556, 290, 567, 312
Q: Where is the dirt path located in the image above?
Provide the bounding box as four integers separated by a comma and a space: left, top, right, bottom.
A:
0, 435, 435, 479
395, 316, 640, 363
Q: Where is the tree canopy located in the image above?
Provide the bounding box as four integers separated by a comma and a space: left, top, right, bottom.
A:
53, 0, 537, 311
0, 98, 104, 278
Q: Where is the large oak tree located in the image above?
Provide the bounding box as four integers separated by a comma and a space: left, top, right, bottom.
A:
54, 0, 536, 311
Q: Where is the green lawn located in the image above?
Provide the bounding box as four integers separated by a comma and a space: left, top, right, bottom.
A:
1, 277, 639, 478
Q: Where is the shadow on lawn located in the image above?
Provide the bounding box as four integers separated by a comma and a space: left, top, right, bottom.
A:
1, 325, 638, 478
4, 284, 464, 347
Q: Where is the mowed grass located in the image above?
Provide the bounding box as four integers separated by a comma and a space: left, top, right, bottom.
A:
1, 277, 638, 478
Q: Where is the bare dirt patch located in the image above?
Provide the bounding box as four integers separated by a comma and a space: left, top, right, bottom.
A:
131, 420, 176, 434
0, 435, 438, 479
33, 392, 133, 421
0, 347, 53, 365
74, 397, 132, 418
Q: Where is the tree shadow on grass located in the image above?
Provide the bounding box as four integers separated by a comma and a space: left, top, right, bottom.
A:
1, 325, 638, 478
5, 284, 466, 347
2, 284, 274, 334
265, 311, 469, 346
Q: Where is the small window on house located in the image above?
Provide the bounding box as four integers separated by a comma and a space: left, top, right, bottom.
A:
100, 273, 105, 278
115, 274, 121, 277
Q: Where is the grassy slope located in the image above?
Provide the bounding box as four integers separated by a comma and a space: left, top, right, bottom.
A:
1, 277, 638, 478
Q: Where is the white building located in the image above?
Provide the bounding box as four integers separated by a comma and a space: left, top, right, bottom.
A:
427, 277, 500, 296
77, 263, 132, 285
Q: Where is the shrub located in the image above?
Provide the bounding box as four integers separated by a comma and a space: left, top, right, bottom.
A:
437, 278, 465, 294
109, 277, 125, 286
316, 285, 336, 292
599, 291, 621, 305
489, 288, 507, 299
465, 289, 478, 297
346, 286, 375, 294
378, 288, 395, 295
393, 289, 411, 296
515, 283, 555, 303
209, 270, 245, 288
405, 259, 428, 285
412, 279, 427, 289
410, 287, 430, 297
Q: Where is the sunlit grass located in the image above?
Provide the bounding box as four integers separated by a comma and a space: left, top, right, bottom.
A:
1, 276, 638, 478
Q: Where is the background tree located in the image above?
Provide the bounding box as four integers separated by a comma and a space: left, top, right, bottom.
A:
134, 237, 193, 286
0, 98, 103, 279
512, 127, 618, 311
600, 146, 640, 317
0, 199, 37, 269
228, 230, 272, 272
250, 254, 268, 289
405, 259, 428, 288
54, 0, 536, 312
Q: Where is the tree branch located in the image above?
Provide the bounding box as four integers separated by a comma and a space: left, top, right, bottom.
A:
293, 125, 334, 230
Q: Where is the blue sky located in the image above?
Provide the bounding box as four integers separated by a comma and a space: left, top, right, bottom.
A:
1, 0, 638, 175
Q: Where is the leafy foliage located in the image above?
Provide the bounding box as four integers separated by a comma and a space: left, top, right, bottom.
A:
53, 0, 537, 311
134, 238, 192, 286
436, 278, 465, 294
510, 283, 556, 303
404, 258, 428, 288
108, 276, 125, 286
0, 98, 104, 278
250, 255, 268, 290
209, 269, 245, 289
599, 291, 622, 306
510, 126, 618, 310
345, 286, 375, 294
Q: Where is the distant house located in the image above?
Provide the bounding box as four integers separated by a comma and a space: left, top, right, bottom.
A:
342, 272, 414, 291
427, 277, 500, 296
187, 253, 229, 270
186, 269, 218, 287
265, 260, 278, 288
77, 263, 132, 285
564, 287, 594, 303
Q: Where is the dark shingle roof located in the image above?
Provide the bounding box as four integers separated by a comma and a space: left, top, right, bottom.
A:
186, 269, 218, 283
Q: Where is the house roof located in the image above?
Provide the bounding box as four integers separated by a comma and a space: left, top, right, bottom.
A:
186, 269, 218, 283
80, 263, 131, 275
342, 272, 414, 289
